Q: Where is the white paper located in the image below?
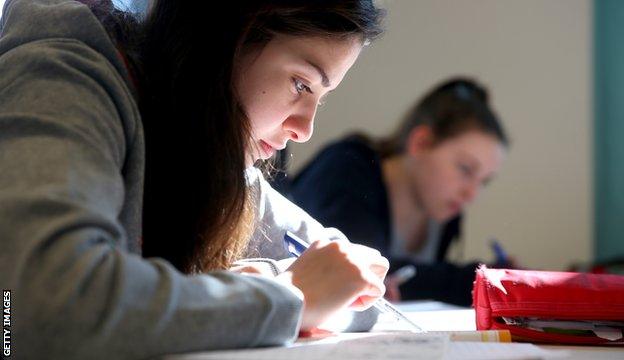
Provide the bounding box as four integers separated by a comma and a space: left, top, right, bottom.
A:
446, 342, 569, 360
167, 333, 572, 360
169, 333, 449, 360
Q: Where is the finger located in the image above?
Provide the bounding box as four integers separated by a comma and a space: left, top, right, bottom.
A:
348, 295, 378, 311
346, 244, 389, 274
369, 257, 390, 279
348, 273, 385, 310
354, 255, 390, 281
349, 244, 387, 265
350, 243, 382, 259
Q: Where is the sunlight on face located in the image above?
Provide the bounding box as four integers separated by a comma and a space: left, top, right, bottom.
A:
412, 129, 506, 222
235, 35, 363, 166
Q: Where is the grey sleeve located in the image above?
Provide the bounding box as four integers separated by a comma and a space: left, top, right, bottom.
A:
0, 41, 302, 359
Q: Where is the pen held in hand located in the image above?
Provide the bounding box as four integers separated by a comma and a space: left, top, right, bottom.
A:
283, 231, 426, 333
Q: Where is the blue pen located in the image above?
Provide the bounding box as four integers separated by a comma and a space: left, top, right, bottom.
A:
283, 231, 425, 332
490, 238, 509, 265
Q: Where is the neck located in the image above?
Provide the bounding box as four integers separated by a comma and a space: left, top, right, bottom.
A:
381, 155, 428, 251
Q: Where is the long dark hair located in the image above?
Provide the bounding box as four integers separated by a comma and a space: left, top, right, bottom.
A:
375, 77, 509, 158
82, 0, 384, 273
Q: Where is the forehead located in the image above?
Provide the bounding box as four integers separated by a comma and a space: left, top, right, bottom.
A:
437, 130, 506, 168
262, 35, 363, 86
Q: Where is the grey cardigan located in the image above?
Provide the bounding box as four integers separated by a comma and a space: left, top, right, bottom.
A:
0, 0, 305, 359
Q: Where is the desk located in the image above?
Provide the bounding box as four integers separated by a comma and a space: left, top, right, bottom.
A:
167, 301, 624, 359
391, 301, 624, 360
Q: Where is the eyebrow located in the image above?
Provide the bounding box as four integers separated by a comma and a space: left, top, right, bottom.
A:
459, 150, 499, 184
305, 60, 331, 88
459, 151, 481, 169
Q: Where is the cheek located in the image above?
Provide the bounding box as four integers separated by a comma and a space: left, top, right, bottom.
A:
246, 92, 290, 134
424, 159, 448, 188
439, 167, 462, 192
433, 155, 463, 186
238, 66, 291, 134
422, 162, 458, 204
248, 102, 279, 130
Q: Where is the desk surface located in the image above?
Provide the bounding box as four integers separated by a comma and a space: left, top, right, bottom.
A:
393, 301, 624, 360
167, 301, 624, 359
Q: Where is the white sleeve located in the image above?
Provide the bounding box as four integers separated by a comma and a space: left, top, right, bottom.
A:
242, 168, 380, 333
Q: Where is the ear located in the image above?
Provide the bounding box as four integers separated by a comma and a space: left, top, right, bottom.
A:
405, 125, 435, 156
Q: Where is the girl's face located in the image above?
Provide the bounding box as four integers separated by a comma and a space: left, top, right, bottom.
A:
235, 35, 363, 165
407, 128, 506, 222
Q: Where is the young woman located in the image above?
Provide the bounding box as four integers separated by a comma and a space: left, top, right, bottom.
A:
289, 78, 510, 306
0, 0, 389, 358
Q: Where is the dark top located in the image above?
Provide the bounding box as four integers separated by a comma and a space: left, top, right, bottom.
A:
289, 136, 480, 306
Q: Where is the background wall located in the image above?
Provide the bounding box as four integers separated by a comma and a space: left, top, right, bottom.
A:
595, 0, 624, 261
288, 0, 593, 270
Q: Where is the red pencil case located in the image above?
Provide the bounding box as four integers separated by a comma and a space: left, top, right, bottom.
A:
473, 265, 624, 345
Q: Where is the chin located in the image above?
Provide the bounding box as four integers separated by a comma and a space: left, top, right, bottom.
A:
432, 210, 455, 223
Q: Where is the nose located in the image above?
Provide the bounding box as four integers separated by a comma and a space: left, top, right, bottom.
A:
283, 105, 316, 143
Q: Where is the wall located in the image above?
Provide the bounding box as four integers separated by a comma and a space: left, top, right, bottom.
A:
594, 0, 624, 261
288, 0, 593, 270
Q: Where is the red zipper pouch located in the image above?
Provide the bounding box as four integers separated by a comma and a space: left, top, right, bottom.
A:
473, 265, 624, 345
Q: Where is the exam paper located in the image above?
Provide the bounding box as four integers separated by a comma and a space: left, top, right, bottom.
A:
446, 342, 569, 360
167, 333, 570, 360
169, 333, 449, 360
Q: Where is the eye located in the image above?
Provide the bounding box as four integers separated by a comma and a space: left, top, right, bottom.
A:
292, 78, 313, 95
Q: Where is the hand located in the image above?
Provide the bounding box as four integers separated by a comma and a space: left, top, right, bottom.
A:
345, 243, 390, 309
276, 239, 389, 331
